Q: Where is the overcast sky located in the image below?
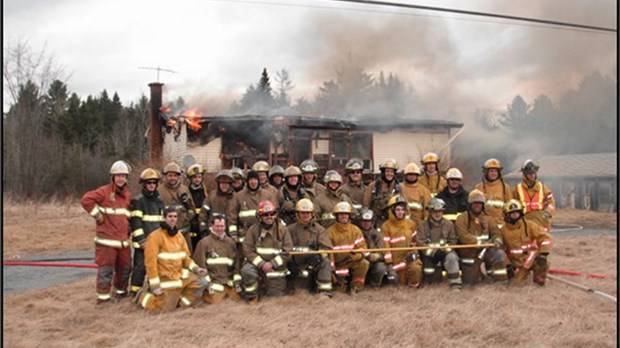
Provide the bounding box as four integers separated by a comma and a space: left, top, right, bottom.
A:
3, 0, 616, 117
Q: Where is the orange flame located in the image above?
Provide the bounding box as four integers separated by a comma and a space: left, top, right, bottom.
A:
184, 108, 203, 131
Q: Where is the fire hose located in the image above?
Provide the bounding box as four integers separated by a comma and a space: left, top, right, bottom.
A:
549, 268, 611, 280
3, 261, 97, 269
286, 243, 496, 255
548, 274, 617, 303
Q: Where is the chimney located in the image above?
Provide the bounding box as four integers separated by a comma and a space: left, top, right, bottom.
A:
148, 82, 164, 168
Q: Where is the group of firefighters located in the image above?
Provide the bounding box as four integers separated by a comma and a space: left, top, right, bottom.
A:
81, 152, 554, 312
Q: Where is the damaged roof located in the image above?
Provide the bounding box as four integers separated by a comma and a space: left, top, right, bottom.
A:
206, 114, 354, 129
504, 152, 617, 179
353, 118, 464, 131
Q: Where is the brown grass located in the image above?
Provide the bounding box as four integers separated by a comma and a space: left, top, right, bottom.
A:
3, 200, 617, 347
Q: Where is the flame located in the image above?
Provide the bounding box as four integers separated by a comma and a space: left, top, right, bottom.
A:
184, 108, 203, 131
159, 105, 171, 113
167, 118, 177, 127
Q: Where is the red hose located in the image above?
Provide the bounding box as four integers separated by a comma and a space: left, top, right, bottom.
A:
3, 261, 97, 269
549, 268, 610, 279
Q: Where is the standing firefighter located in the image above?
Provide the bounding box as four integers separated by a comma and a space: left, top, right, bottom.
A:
187, 163, 208, 251
277, 165, 308, 226
192, 214, 242, 304
200, 169, 235, 231
299, 159, 326, 201
158, 162, 196, 252
241, 201, 293, 303
418, 152, 447, 197
357, 209, 390, 287
136, 206, 208, 312
128, 168, 165, 297
381, 195, 423, 288
340, 158, 367, 212
455, 189, 507, 285
252, 160, 279, 201
501, 199, 553, 286
286, 198, 334, 297
400, 162, 432, 227
363, 158, 401, 228
231, 167, 246, 193
436, 167, 469, 222
418, 197, 463, 291
81, 160, 132, 304
474, 158, 513, 227
514, 159, 556, 231
314, 170, 355, 228
326, 202, 370, 294
268, 165, 285, 190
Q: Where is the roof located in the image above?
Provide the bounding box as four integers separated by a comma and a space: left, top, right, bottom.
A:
504, 153, 617, 179
353, 118, 464, 131
203, 114, 354, 130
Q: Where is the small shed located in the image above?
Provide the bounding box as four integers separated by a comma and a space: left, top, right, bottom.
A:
504, 153, 617, 212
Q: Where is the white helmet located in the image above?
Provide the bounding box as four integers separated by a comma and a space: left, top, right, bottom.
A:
110, 160, 131, 175
446, 168, 463, 180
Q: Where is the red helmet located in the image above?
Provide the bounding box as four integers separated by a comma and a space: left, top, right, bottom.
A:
257, 200, 277, 217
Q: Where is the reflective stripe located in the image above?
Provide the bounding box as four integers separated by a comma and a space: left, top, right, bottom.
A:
393, 261, 406, 271
492, 268, 507, 275
130, 210, 143, 218
292, 246, 311, 252
194, 208, 202, 214
443, 213, 461, 221
335, 268, 350, 276
486, 199, 505, 208
206, 257, 235, 266
475, 235, 489, 243
256, 247, 281, 255
298, 270, 310, 278
252, 256, 264, 267
94, 237, 130, 248
143, 215, 163, 222
97, 293, 111, 300
384, 253, 393, 262
180, 296, 192, 306
265, 270, 289, 278
210, 283, 225, 292
239, 210, 256, 218
94, 206, 130, 217
160, 280, 183, 289
424, 267, 436, 274
354, 237, 365, 246
317, 281, 333, 290
461, 258, 476, 265
244, 282, 259, 293
229, 225, 238, 232
408, 201, 423, 211
232, 274, 242, 282
132, 242, 141, 249
321, 213, 335, 221
149, 277, 160, 287
132, 228, 145, 238
517, 183, 544, 213
181, 268, 191, 279
239, 237, 245, 243
333, 244, 354, 251
141, 293, 153, 308
90, 207, 101, 217
390, 236, 406, 245
158, 251, 187, 260
540, 240, 552, 246
130, 285, 142, 292
272, 255, 284, 267
352, 204, 362, 210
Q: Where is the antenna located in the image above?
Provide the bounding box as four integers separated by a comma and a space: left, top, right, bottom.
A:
138, 66, 178, 83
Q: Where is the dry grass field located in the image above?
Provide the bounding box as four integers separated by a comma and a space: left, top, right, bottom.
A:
3, 199, 617, 347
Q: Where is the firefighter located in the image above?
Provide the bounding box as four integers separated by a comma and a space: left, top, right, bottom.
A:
128, 168, 165, 298
252, 160, 278, 201
326, 202, 370, 295
418, 152, 447, 197
454, 189, 507, 285
436, 167, 469, 222
362, 158, 400, 228
277, 165, 308, 226
199, 169, 235, 232
381, 195, 423, 288
227, 170, 277, 245
514, 159, 556, 231
418, 197, 463, 291
473, 158, 513, 228
81, 160, 133, 304
187, 163, 208, 251
136, 206, 208, 312
400, 162, 432, 227
241, 201, 293, 303
500, 199, 553, 286
286, 198, 333, 297
314, 170, 356, 228
358, 209, 390, 287
268, 164, 285, 190
192, 214, 242, 304
299, 159, 326, 201
157, 162, 196, 252
231, 167, 245, 193
340, 158, 367, 212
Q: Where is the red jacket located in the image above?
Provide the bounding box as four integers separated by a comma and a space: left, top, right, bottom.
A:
81, 182, 131, 242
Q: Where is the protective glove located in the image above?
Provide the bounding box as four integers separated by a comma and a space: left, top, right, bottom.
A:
179, 192, 191, 209
152, 287, 163, 296
307, 254, 323, 269
432, 250, 447, 264
94, 212, 105, 225
535, 254, 548, 266
405, 251, 418, 263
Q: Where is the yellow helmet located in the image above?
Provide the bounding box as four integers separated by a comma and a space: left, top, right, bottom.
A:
387, 195, 407, 208
110, 160, 131, 175
139, 168, 160, 184
187, 164, 205, 178
421, 152, 440, 164
332, 201, 353, 214
446, 168, 463, 180
284, 166, 302, 178
467, 189, 486, 204
252, 160, 270, 173
162, 162, 182, 175
404, 162, 421, 175
295, 198, 315, 213
483, 158, 503, 171
503, 199, 523, 214
379, 158, 399, 171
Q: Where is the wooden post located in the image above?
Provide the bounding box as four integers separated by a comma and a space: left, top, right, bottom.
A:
148, 83, 164, 169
